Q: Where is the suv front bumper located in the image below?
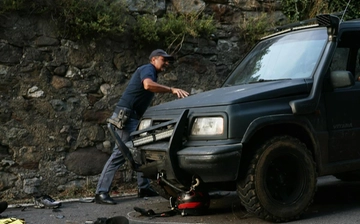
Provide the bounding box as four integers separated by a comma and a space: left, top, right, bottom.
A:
134, 139, 242, 187
177, 143, 242, 182
129, 109, 242, 187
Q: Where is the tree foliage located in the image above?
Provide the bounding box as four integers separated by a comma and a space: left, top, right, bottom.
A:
281, 0, 360, 21
0, 0, 216, 50
133, 12, 216, 51
0, 0, 128, 39
238, 0, 360, 51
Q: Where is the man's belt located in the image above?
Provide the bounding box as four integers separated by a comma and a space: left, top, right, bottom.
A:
107, 107, 139, 129
114, 106, 139, 119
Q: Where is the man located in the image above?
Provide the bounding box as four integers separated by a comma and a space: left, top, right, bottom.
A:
95, 49, 189, 204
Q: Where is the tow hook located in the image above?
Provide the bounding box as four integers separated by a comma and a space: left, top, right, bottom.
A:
190, 176, 200, 191
157, 172, 201, 193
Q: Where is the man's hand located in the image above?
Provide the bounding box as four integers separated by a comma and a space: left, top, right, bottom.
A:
170, 87, 189, 98
143, 78, 189, 98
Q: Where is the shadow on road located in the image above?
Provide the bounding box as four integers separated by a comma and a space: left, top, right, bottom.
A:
4, 176, 360, 224
175, 176, 360, 223
131, 176, 360, 224
301, 176, 360, 220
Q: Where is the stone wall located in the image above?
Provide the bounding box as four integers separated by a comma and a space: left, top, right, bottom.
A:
0, 0, 285, 201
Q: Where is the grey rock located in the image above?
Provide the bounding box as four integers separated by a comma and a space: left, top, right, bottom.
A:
64, 147, 110, 176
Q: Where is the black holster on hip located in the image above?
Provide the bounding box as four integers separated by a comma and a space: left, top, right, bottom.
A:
107, 107, 136, 129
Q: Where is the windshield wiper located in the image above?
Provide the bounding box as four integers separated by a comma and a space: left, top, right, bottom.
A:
249, 78, 291, 84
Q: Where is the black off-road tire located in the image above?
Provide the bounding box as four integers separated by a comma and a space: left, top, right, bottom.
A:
237, 135, 317, 222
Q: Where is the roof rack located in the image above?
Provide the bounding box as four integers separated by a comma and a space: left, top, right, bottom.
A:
273, 12, 343, 32
273, 18, 317, 32
261, 13, 342, 40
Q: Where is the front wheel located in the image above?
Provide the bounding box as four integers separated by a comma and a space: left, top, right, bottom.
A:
237, 135, 317, 222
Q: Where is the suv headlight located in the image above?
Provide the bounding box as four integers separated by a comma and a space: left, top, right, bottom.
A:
138, 119, 151, 137
191, 117, 224, 135
138, 119, 152, 130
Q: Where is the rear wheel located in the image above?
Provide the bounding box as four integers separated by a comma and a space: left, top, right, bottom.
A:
237, 135, 317, 222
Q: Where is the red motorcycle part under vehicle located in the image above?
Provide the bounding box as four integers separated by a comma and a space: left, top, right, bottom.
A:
176, 190, 210, 216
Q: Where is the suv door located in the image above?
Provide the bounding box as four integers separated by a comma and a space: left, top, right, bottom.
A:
324, 30, 360, 163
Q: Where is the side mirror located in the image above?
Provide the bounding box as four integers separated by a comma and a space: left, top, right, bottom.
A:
330, 71, 354, 89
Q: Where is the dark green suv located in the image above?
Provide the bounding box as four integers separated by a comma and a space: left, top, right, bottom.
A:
118, 14, 360, 222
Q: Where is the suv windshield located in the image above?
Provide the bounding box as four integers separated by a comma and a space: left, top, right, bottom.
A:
224, 28, 328, 86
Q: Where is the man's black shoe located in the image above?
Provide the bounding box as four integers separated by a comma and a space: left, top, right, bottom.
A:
138, 187, 159, 198
95, 192, 117, 205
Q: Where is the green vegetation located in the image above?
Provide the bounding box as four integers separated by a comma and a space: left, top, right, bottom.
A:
3, 0, 358, 51
133, 12, 216, 51
281, 0, 312, 21
238, 0, 360, 50
238, 13, 274, 49
281, 0, 360, 21
55, 0, 128, 39
0, 0, 26, 13
0, 0, 128, 39
0, 0, 216, 50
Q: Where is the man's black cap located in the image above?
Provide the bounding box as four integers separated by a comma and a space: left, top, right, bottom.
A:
149, 49, 174, 61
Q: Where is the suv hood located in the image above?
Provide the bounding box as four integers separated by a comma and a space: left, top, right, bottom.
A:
149, 79, 311, 111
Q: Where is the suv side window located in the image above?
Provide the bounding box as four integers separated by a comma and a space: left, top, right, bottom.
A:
356, 50, 360, 81
331, 31, 360, 79
330, 48, 349, 71
330, 30, 360, 82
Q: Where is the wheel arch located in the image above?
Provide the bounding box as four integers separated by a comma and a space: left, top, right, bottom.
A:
239, 115, 318, 176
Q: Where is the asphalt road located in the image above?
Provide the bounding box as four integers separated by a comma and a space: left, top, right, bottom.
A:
1, 176, 360, 224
